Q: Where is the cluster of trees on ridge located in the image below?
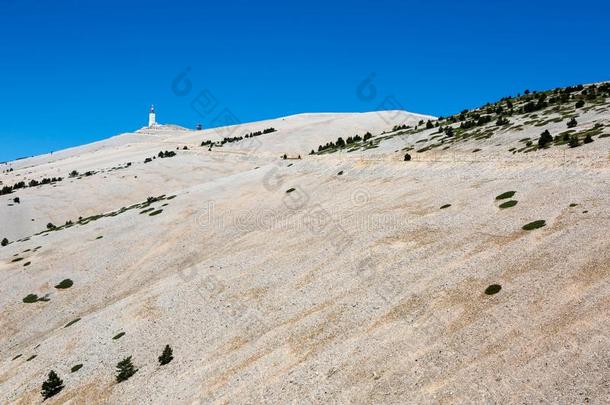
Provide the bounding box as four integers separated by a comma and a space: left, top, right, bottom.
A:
1, 176, 63, 196
311, 132, 374, 154
200, 127, 276, 148
437, 82, 610, 129
144, 150, 177, 163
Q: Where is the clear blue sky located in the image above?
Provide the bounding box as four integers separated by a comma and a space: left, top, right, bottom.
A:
1, 0, 609, 162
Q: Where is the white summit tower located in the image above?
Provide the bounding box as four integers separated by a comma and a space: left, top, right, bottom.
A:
148, 105, 156, 127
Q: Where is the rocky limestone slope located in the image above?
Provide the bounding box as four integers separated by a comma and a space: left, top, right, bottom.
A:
0, 85, 609, 404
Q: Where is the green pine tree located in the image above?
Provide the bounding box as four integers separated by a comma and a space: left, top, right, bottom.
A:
115, 356, 138, 383
41, 370, 64, 400
158, 345, 174, 365
538, 130, 553, 148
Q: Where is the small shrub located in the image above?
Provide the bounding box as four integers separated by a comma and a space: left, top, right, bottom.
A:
496, 117, 509, 126
41, 370, 64, 400
113, 332, 126, 340
575, 100, 585, 108
499, 200, 518, 209
404, 153, 411, 161
568, 135, 580, 148
64, 318, 81, 328
115, 356, 138, 383
566, 117, 578, 128
583, 134, 594, 144
23, 294, 39, 303
158, 345, 174, 365
484, 284, 502, 295
71, 364, 83, 373
55, 279, 73, 289
14, 197, 20, 204
1, 238, 8, 247
522, 220, 546, 231
495, 191, 516, 200
337, 171, 343, 176
46, 223, 56, 230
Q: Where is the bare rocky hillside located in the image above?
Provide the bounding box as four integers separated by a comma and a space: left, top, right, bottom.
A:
1, 83, 609, 404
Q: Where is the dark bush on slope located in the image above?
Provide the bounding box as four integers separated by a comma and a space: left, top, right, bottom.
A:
538, 130, 553, 148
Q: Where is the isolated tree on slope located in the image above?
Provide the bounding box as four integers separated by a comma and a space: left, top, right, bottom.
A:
41, 370, 64, 400
115, 356, 138, 382
538, 130, 553, 148
158, 345, 174, 365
